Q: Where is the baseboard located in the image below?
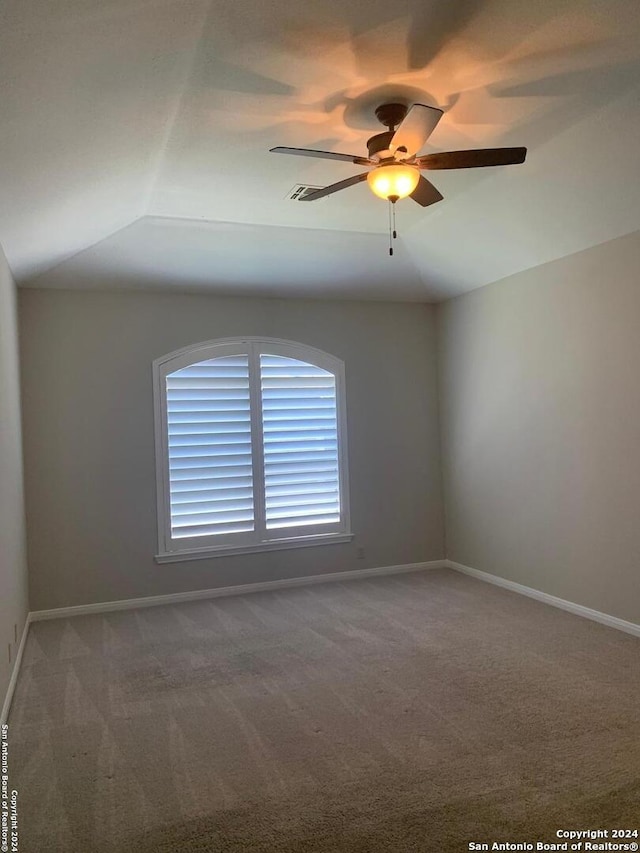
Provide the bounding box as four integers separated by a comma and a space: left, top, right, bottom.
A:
447, 560, 640, 639
29, 560, 448, 622
1, 616, 31, 727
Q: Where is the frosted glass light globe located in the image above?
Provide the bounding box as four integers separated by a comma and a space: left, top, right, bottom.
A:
367, 164, 420, 201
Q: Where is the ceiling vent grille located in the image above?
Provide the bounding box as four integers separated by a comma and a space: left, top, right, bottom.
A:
288, 185, 323, 201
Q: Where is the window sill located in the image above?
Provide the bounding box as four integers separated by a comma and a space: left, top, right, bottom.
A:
155, 532, 354, 564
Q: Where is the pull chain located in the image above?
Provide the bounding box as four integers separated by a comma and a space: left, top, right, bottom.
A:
387, 199, 399, 256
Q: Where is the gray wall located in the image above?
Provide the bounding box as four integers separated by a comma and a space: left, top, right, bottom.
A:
19, 288, 444, 610
0, 244, 29, 707
437, 229, 640, 624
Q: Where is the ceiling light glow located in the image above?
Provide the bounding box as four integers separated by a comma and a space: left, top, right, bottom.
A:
367, 164, 420, 201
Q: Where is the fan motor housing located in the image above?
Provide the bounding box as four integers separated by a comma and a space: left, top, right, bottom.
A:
367, 103, 410, 159
367, 131, 395, 159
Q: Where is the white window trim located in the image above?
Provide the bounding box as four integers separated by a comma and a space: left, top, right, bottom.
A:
153, 337, 352, 563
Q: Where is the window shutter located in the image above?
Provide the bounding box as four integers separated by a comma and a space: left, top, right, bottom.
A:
260, 354, 341, 530
166, 355, 254, 538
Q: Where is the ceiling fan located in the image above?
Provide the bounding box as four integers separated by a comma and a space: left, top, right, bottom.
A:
270, 102, 527, 207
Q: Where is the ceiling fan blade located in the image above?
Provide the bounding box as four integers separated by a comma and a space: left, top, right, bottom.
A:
390, 104, 443, 157
270, 146, 371, 166
410, 175, 444, 208
299, 172, 369, 201
416, 147, 527, 170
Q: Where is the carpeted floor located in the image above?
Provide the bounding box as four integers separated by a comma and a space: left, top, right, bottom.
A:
8, 568, 640, 852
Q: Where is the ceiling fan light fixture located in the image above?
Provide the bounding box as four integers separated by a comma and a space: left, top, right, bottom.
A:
367, 163, 420, 201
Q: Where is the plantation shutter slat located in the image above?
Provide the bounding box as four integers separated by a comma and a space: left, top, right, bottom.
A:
171, 480, 253, 494
171, 520, 255, 536
166, 355, 254, 539
260, 355, 341, 530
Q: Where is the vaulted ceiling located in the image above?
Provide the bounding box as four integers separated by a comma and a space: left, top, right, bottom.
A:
1, 0, 639, 300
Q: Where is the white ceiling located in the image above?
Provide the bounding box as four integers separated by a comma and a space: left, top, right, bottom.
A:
1, 0, 639, 301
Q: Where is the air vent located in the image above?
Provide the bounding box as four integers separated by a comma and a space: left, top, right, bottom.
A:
288, 185, 323, 201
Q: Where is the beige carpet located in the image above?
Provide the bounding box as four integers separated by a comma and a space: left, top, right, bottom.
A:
8, 568, 640, 852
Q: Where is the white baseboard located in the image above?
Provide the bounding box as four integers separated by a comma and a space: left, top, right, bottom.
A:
29, 560, 448, 622
447, 560, 640, 639
1, 616, 31, 727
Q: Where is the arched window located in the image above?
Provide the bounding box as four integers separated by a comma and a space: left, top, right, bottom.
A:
153, 338, 351, 561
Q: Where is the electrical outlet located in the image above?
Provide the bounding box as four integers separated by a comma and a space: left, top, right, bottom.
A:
356, 547, 365, 560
